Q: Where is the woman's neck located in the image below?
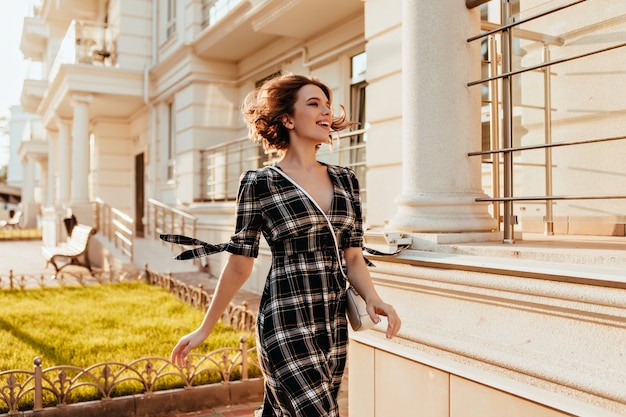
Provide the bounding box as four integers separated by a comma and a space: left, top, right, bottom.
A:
278, 146, 320, 172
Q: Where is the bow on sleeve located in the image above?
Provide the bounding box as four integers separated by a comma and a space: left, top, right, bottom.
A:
159, 234, 228, 260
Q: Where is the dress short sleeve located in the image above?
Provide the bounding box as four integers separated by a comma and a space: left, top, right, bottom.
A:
342, 168, 364, 249
226, 170, 262, 258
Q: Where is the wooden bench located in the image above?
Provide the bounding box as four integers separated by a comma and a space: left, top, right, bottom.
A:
41, 224, 97, 278
0, 211, 22, 229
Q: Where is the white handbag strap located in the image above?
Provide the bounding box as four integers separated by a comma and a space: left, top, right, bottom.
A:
268, 165, 347, 280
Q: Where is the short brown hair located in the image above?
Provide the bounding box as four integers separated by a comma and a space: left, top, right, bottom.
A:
242, 74, 356, 151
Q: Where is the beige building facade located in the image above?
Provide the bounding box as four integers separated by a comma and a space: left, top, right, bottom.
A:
18, 0, 626, 416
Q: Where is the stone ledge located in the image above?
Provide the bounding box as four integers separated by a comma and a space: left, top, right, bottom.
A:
369, 248, 626, 288
364, 258, 626, 415
351, 333, 626, 417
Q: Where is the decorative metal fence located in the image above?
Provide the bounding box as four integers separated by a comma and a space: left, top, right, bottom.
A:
0, 267, 260, 415
0, 340, 259, 414
0, 269, 123, 290
144, 267, 257, 333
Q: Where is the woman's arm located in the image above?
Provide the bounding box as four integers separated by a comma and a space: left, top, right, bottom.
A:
170, 253, 255, 366
343, 247, 401, 339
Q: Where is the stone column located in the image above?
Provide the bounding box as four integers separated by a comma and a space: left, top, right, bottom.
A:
388, 0, 496, 234
21, 156, 38, 228
21, 157, 34, 204
42, 129, 65, 245
69, 94, 92, 206
39, 158, 49, 207
56, 118, 72, 207
46, 134, 56, 207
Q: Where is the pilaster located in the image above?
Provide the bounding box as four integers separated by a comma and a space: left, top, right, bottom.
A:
69, 94, 93, 206
56, 117, 72, 207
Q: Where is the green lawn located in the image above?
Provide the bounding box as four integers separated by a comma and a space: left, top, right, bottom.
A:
0, 280, 259, 411
0, 280, 254, 371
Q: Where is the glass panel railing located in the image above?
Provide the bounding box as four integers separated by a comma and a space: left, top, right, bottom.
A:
468, 0, 626, 242
201, 0, 243, 29
199, 137, 264, 202
49, 20, 114, 82
198, 129, 368, 203
317, 129, 368, 202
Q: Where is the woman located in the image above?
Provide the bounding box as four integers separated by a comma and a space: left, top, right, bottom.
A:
164, 74, 401, 416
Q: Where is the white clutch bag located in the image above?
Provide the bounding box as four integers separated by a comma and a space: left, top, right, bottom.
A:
346, 286, 376, 331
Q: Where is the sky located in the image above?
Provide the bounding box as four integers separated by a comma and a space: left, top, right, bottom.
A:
0, 2, 31, 166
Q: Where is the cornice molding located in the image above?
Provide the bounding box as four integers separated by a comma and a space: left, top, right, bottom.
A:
250, 0, 300, 32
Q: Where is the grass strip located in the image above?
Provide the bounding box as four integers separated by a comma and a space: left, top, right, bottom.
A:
0, 281, 258, 411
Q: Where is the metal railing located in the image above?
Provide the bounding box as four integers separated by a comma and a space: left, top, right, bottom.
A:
145, 268, 256, 331
199, 137, 264, 202
199, 129, 368, 203
0, 267, 259, 415
0, 269, 116, 290
201, 0, 243, 28
94, 198, 135, 261
146, 198, 198, 240
467, 0, 626, 243
0, 343, 257, 414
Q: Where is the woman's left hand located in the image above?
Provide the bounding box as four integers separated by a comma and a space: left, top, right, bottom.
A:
367, 299, 401, 339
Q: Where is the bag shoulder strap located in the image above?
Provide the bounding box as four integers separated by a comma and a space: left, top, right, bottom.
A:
268, 166, 347, 279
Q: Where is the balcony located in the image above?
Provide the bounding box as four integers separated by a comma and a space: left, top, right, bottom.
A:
193, 0, 364, 61
199, 129, 367, 202
49, 20, 115, 83
20, 79, 48, 114
20, 16, 48, 61
38, 0, 98, 29
201, 0, 244, 29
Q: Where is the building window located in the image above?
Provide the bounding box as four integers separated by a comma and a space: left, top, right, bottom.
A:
166, 102, 176, 181
349, 52, 368, 201
256, 71, 281, 88
166, 0, 176, 38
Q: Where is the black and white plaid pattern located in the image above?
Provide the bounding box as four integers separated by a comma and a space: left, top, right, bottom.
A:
161, 164, 363, 415
231, 164, 362, 416
159, 234, 228, 260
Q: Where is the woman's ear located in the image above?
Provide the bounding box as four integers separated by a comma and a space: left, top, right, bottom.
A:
282, 115, 294, 129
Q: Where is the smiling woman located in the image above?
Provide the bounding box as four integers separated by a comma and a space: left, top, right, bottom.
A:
160, 74, 401, 417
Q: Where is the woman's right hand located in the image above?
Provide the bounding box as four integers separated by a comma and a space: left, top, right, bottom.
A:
171, 328, 209, 368
170, 255, 254, 368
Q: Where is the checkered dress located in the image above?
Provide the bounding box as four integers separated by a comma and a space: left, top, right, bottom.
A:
161, 164, 362, 415
231, 164, 362, 416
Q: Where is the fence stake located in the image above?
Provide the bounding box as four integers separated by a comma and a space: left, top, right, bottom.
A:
240, 337, 248, 380
34, 356, 43, 410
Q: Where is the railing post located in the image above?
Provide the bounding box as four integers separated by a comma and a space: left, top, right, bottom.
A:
488, 35, 501, 231
147, 200, 152, 238
170, 211, 175, 250
34, 356, 43, 410
240, 337, 248, 380
501, 0, 515, 243
543, 45, 554, 236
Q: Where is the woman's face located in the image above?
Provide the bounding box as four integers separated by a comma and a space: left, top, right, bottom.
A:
285, 84, 332, 146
